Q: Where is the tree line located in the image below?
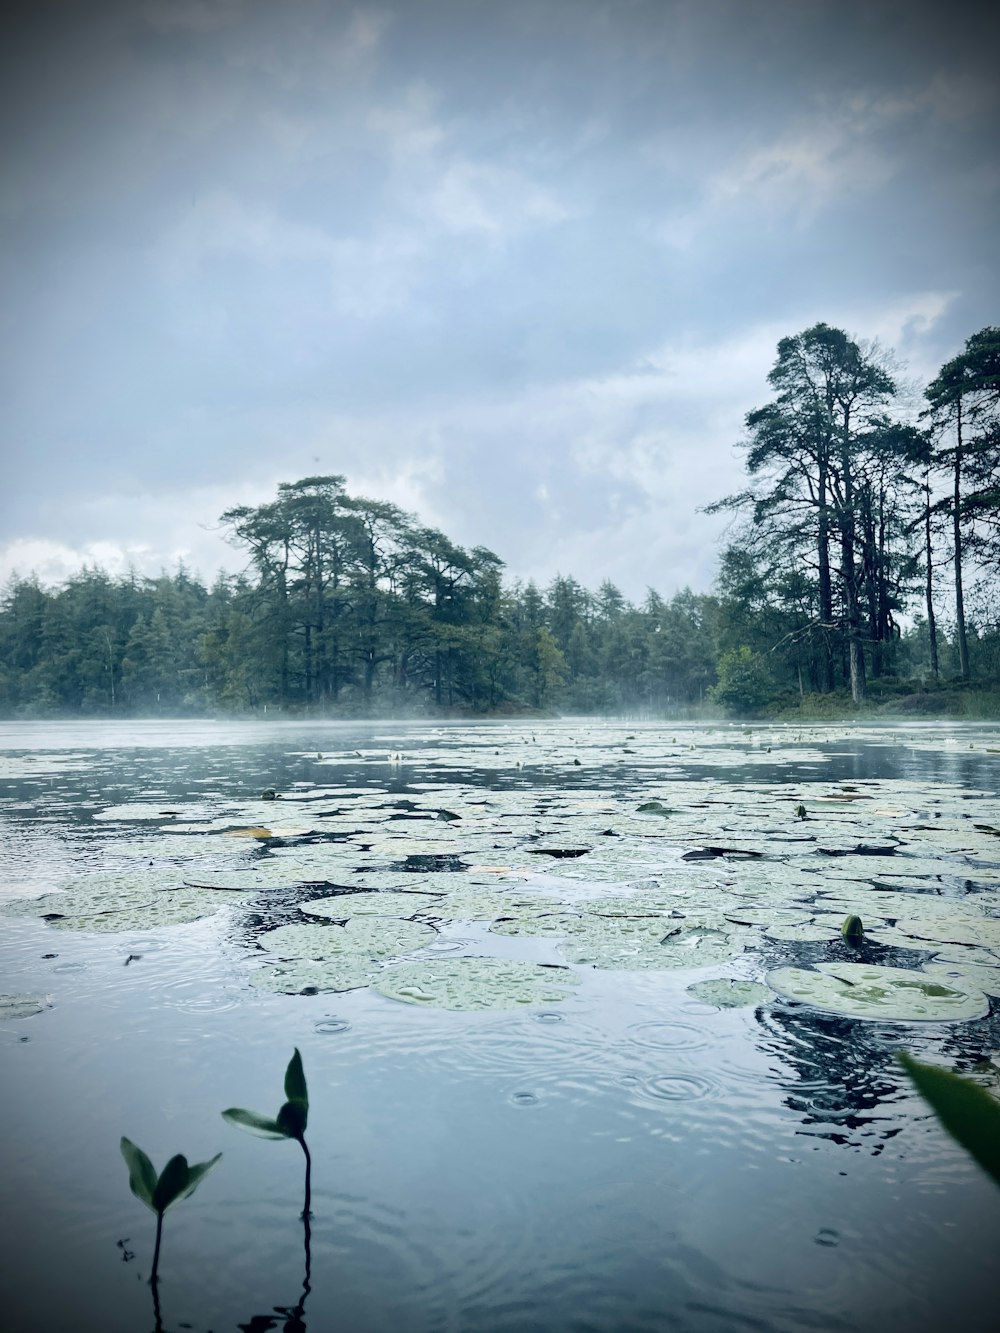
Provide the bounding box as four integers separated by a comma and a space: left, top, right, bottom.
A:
0, 324, 997, 718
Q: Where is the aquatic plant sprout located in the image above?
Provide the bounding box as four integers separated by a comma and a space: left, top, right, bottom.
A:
223, 1049, 312, 1218
119, 1137, 221, 1285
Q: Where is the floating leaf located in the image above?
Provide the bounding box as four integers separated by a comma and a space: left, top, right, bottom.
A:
560, 922, 742, 970
374, 958, 580, 1010
686, 978, 774, 1008
250, 958, 380, 994
922, 961, 1000, 999
766, 962, 989, 1022
299, 890, 443, 920
0, 992, 52, 1020
258, 917, 435, 962
890, 915, 1000, 949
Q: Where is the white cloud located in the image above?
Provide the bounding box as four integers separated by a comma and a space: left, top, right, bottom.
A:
427, 160, 571, 237
0, 538, 158, 588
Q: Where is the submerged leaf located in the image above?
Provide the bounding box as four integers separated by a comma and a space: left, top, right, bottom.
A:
899, 1053, 1000, 1187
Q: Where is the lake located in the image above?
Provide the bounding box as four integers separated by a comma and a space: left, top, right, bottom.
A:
1, 717, 999, 1333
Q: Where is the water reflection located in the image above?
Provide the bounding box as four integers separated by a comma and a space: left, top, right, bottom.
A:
238, 1213, 312, 1333
755, 1002, 995, 1153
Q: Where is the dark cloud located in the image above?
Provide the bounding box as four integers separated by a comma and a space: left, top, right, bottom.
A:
1, 0, 997, 595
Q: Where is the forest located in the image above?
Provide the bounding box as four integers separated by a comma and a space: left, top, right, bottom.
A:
1, 323, 997, 719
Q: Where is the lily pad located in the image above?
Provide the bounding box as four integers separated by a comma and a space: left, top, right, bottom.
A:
891, 916, 1000, 949
373, 958, 579, 1010
686, 979, 774, 1008
250, 959, 381, 994
300, 891, 445, 919
47, 887, 245, 932
766, 961, 990, 1022
560, 922, 742, 970
1, 869, 192, 918
922, 961, 1000, 999
0, 992, 52, 1020
258, 917, 436, 961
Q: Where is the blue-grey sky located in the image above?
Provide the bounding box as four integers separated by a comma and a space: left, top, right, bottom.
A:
1, 0, 997, 600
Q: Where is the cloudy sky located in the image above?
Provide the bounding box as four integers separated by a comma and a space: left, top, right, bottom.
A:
1, 0, 997, 601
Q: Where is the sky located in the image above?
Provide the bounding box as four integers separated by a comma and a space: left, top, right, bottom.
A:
0, 0, 997, 602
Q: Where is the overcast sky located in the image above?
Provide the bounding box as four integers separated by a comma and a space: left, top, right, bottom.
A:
1, 0, 997, 601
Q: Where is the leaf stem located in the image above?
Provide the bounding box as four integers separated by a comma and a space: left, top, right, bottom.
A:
151, 1210, 164, 1287
300, 1135, 312, 1220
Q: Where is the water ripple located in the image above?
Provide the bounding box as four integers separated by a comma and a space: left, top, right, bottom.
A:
626, 1019, 710, 1051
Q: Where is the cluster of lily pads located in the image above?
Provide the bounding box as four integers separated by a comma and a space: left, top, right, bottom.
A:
2, 723, 999, 1021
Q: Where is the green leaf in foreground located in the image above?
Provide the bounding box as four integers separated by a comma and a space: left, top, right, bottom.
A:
899, 1053, 1000, 1187
119, 1137, 221, 1283
222, 1048, 312, 1218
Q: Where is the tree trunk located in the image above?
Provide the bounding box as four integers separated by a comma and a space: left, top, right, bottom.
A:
923, 471, 939, 678
953, 399, 970, 680
838, 410, 866, 704
817, 460, 835, 691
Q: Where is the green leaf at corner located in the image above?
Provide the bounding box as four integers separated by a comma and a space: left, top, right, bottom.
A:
284, 1048, 308, 1109
899, 1052, 1000, 1187
222, 1106, 288, 1139
120, 1137, 157, 1211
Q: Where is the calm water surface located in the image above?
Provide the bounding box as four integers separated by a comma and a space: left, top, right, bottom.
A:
1, 719, 998, 1333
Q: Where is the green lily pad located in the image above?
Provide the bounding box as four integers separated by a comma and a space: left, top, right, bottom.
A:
765, 921, 844, 942
258, 916, 436, 961
1, 869, 195, 918
47, 887, 245, 932
724, 906, 812, 927
0, 992, 53, 1020
766, 961, 990, 1022
891, 916, 1000, 949
922, 961, 1000, 999
373, 958, 579, 1010
250, 959, 381, 994
489, 910, 588, 937
560, 922, 742, 970
299, 891, 444, 919
686, 979, 774, 1008
186, 861, 336, 889
410, 889, 563, 922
